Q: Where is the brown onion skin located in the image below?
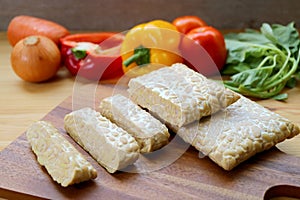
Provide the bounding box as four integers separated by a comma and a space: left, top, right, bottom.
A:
10, 35, 61, 83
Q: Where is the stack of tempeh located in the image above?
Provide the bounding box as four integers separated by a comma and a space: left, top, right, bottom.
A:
63, 94, 172, 174
127, 63, 300, 170
26, 63, 300, 188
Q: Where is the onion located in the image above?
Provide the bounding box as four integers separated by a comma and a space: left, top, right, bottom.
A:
10, 35, 61, 82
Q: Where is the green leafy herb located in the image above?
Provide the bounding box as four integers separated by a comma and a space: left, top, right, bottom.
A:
222, 22, 300, 100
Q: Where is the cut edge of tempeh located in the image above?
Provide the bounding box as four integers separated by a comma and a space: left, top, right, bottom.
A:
128, 63, 240, 128
26, 121, 97, 187
176, 97, 300, 171
64, 107, 140, 173
99, 94, 170, 153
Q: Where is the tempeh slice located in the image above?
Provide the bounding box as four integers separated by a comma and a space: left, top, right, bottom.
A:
99, 94, 170, 153
64, 107, 140, 173
176, 97, 300, 170
26, 121, 97, 187
128, 63, 240, 128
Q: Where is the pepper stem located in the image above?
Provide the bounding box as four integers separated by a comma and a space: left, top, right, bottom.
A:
123, 45, 150, 67
71, 48, 87, 59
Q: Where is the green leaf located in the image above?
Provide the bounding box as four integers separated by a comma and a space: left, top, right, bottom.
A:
286, 77, 297, 88
271, 22, 300, 52
234, 63, 252, 72
223, 22, 300, 99
225, 31, 270, 45
272, 93, 288, 101
225, 39, 269, 64
222, 63, 252, 75
261, 23, 278, 44
230, 67, 273, 88
221, 65, 238, 75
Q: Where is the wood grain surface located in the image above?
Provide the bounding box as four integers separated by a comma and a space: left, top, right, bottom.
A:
1, 26, 300, 199
0, 83, 300, 200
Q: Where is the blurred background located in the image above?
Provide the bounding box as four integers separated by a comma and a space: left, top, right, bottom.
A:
1, 0, 300, 31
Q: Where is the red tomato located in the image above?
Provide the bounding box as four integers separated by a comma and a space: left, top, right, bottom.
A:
173, 16, 227, 76
172, 15, 207, 34
184, 26, 227, 72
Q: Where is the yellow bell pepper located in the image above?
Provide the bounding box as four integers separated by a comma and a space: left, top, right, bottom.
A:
121, 20, 183, 77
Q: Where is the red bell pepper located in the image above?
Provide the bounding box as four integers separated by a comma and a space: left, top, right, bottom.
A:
60, 32, 124, 81
173, 16, 227, 76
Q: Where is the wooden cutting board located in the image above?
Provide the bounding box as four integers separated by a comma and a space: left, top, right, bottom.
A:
0, 82, 300, 200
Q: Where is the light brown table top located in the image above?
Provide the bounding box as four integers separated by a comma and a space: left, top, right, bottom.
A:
0, 31, 300, 158
0, 32, 75, 151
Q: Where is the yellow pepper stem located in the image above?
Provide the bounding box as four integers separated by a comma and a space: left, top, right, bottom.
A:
123, 45, 150, 67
